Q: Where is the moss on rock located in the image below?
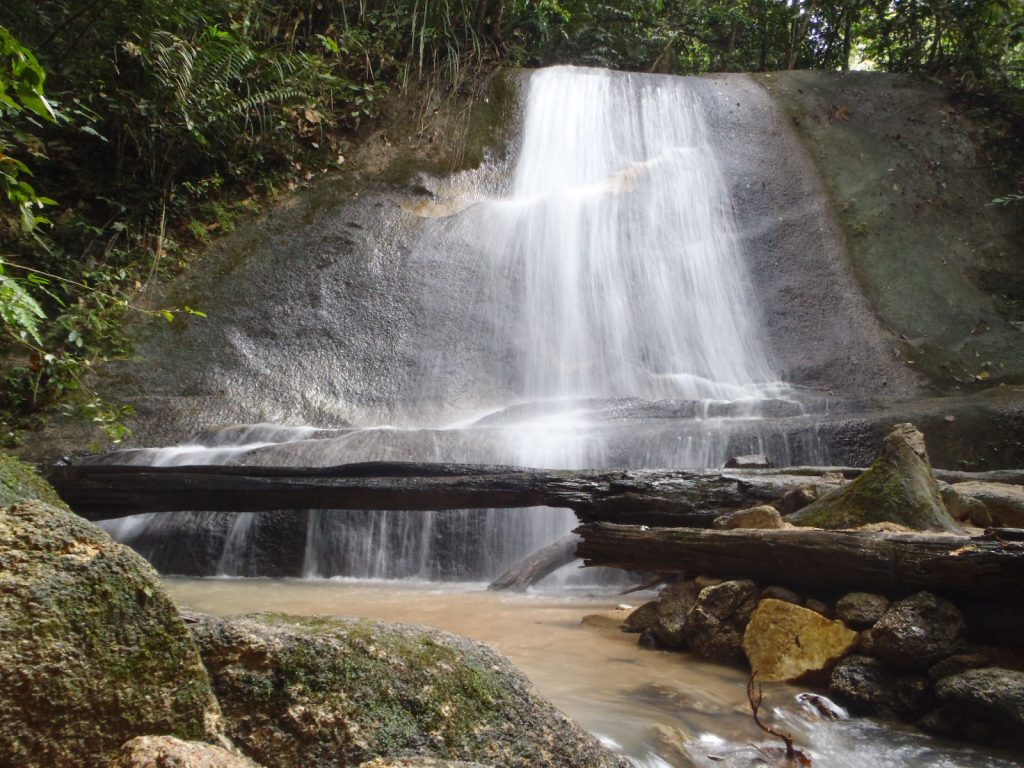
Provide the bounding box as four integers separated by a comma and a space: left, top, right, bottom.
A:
786, 423, 961, 532
0, 499, 221, 767
187, 612, 630, 768
0, 452, 67, 509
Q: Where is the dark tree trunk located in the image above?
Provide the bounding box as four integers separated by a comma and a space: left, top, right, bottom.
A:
575, 522, 1024, 603
488, 533, 580, 591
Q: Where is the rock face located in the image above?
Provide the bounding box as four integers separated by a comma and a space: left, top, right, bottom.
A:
681, 580, 759, 665
870, 592, 965, 670
187, 613, 630, 768
786, 423, 961, 532
107, 737, 260, 768
835, 592, 890, 630
712, 505, 785, 530
927, 668, 1024, 749
0, 500, 220, 768
950, 481, 1024, 527
743, 599, 858, 682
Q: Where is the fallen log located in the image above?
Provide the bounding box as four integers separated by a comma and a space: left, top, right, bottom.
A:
575, 522, 1024, 602
488, 533, 581, 591
43, 462, 749, 523
42, 460, 1024, 526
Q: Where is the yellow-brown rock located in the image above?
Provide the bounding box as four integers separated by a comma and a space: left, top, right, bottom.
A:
743, 599, 858, 682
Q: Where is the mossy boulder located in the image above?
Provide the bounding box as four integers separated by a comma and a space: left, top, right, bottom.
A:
0, 500, 221, 767
786, 423, 961, 532
0, 453, 67, 509
186, 612, 630, 768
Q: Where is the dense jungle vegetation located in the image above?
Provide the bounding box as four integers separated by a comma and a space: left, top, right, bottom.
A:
1, 0, 1022, 444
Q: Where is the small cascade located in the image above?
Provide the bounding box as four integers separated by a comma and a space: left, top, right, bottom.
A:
98, 66, 832, 581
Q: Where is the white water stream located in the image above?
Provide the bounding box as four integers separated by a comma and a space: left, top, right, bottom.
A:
101, 66, 825, 580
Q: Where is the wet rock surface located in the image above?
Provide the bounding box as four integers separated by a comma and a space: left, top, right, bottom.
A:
186, 612, 630, 768
645, 582, 700, 648
107, 737, 260, 768
926, 668, 1024, 750
871, 592, 966, 670
681, 580, 759, 665
828, 655, 933, 720
0, 500, 220, 768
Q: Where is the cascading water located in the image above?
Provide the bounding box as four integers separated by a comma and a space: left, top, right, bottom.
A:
99, 66, 828, 580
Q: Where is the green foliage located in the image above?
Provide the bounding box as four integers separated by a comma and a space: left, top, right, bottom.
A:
0, 0, 1021, 444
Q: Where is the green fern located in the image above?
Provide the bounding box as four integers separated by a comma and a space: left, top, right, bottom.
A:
0, 268, 46, 344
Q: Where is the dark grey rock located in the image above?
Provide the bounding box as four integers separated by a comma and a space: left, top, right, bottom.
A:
836, 592, 890, 630
681, 580, 759, 665
925, 668, 1024, 750
828, 655, 933, 720
649, 582, 700, 648
928, 653, 991, 682
623, 583, 699, 648
759, 586, 802, 606
638, 629, 660, 650
623, 601, 659, 634
804, 598, 832, 619
871, 592, 965, 670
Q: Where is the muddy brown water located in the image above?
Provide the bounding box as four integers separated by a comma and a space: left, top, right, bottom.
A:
165, 578, 1021, 768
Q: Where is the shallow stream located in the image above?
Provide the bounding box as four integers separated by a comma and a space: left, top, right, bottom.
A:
166, 578, 1020, 768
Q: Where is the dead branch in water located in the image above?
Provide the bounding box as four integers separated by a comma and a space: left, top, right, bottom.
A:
747, 671, 811, 765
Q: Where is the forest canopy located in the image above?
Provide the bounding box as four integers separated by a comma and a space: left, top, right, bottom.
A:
0, 0, 1022, 442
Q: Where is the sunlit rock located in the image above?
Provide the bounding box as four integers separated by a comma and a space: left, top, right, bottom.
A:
0, 500, 220, 768
743, 599, 858, 682
107, 737, 260, 768
186, 612, 630, 768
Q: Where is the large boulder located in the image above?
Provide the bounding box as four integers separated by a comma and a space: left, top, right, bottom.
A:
681, 580, 759, 665
925, 668, 1024, 750
786, 423, 961, 532
828, 655, 933, 721
743, 599, 858, 682
870, 592, 965, 670
949, 481, 1024, 527
0, 500, 221, 768
107, 737, 261, 768
187, 613, 630, 768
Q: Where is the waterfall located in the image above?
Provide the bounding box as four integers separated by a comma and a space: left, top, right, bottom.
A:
99, 66, 827, 581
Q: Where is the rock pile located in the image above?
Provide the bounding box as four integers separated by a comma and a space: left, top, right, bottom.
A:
625, 580, 1024, 751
